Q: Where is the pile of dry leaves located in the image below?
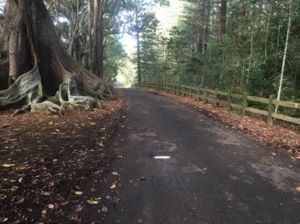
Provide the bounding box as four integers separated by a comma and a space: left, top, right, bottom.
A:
145, 88, 300, 159
0, 95, 126, 223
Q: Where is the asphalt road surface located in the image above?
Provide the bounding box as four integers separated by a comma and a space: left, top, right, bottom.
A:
105, 88, 300, 224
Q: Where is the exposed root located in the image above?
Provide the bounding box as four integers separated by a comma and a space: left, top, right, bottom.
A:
31, 101, 63, 116
0, 66, 41, 108
6, 71, 106, 116
0, 0, 114, 115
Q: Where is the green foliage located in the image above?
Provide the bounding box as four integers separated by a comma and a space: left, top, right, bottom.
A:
141, 0, 300, 106
104, 36, 127, 83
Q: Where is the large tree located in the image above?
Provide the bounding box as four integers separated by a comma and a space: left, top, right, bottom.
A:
0, 0, 113, 112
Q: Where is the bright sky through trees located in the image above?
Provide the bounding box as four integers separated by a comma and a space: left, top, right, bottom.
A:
120, 0, 183, 54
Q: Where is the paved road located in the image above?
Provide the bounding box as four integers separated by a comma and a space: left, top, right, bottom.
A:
105, 88, 300, 224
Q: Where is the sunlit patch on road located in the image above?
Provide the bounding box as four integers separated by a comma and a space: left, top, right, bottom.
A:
153, 155, 171, 160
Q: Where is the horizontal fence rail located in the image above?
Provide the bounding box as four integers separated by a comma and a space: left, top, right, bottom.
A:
142, 82, 300, 126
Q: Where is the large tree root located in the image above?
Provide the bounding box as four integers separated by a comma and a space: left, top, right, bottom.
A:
0, 0, 115, 115
1, 66, 112, 116
0, 66, 114, 115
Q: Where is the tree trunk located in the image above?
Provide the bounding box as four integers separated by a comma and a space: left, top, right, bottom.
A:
247, 30, 254, 86
136, 30, 142, 85
196, 28, 203, 53
217, 0, 227, 43
264, 1, 274, 62
0, 0, 112, 110
87, 0, 93, 71
275, 0, 292, 113
6, 0, 32, 84
92, 0, 104, 78
203, 0, 211, 52
136, 8, 142, 86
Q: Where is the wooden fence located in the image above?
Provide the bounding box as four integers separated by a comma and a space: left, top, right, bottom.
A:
142, 82, 300, 126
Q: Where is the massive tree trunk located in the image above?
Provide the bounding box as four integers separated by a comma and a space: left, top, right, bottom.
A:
0, 0, 112, 111
92, 0, 104, 78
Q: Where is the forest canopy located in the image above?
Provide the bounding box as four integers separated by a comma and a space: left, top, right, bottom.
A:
139, 0, 300, 107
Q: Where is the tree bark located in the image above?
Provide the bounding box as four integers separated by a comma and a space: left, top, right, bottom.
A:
217, 0, 227, 43
264, 1, 274, 62
136, 30, 142, 85
87, 0, 93, 71
136, 8, 142, 86
275, 0, 292, 113
0, 0, 112, 110
92, 0, 104, 78
6, 0, 32, 84
203, 0, 211, 52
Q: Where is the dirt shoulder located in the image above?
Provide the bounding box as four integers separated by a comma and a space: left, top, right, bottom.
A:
0, 92, 126, 223
143, 88, 300, 160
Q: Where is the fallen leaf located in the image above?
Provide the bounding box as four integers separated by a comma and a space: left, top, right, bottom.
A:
48, 204, 55, 209
112, 171, 119, 176
2, 163, 15, 168
74, 191, 83, 196
75, 205, 84, 212
11, 186, 19, 192
87, 199, 100, 205
61, 201, 69, 206
101, 206, 108, 213
110, 183, 117, 190
0, 217, 8, 222
42, 192, 51, 196
16, 197, 25, 204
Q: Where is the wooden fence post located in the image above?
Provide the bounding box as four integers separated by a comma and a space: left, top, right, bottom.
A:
215, 88, 219, 106
267, 95, 274, 125
227, 89, 232, 110
204, 87, 208, 103
242, 92, 248, 116
197, 87, 201, 101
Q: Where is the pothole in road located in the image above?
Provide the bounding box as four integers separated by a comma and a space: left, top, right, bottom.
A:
147, 141, 177, 159
151, 141, 177, 152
